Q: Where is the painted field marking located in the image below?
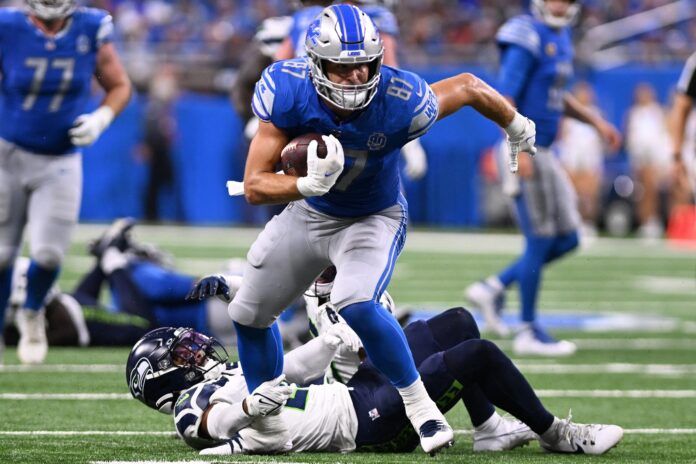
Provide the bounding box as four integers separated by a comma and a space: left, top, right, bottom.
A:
2, 390, 696, 401
4, 362, 696, 376
453, 428, 696, 435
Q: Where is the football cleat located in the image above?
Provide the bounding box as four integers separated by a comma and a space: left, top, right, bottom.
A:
465, 280, 510, 337
15, 308, 48, 365
473, 414, 537, 452
418, 420, 454, 456
88, 218, 135, 258
513, 325, 577, 357
540, 413, 624, 455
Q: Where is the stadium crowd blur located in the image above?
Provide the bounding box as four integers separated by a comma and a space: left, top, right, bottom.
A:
1, 0, 694, 89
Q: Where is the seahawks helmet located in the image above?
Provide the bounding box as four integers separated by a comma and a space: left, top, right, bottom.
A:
530, 0, 580, 28
25, 0, 76, 20
305, 4, 384, 110
126, 327, 228, 414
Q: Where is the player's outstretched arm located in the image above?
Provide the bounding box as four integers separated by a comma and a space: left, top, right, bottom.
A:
70, 43, 132, 146
431, 73, 537, 171
563, 92, 622, 152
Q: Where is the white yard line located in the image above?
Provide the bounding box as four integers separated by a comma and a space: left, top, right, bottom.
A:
4, 362, 696, 376
2, 431, 172, 436
3, 390, 696, 401
453, 428, 696, 435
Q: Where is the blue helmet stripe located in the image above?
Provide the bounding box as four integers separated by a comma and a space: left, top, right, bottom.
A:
334, 4, 365, 52
331, 5, 349, 51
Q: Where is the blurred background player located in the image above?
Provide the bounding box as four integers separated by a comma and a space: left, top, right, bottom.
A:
558, 81, 606, 240
0, 0, 131, 364
465, 0, 621, 355
625, 83, 672, 239
275, 0, 428, 181
3, 219, 239, 348
668, 52, 696, 209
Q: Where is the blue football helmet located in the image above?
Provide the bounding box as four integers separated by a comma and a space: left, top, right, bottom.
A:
305, 4, 384, 110
25, 0, 76, 20
126, 327, 228, 414
531, 0, 580, 28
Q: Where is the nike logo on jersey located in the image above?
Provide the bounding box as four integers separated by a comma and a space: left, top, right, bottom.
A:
324, 170, 339, 177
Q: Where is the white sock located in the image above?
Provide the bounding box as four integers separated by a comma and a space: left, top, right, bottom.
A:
485, 276, 504, 292
474, 411, 501, 432
100, 247, 128, 274
397, 377, 446, 429
540, 417, 561, 442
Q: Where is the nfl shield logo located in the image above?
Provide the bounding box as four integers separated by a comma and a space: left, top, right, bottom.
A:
367, 132, 387, 151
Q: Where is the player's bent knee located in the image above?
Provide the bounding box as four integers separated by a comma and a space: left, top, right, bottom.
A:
227, 301, 275, 329
446, 307, 481, 339
31, 246, 63, 269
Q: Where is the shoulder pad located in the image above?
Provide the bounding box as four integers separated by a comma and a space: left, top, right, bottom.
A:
383, 67, 439, 141
75, 7, 113, 47
496, 15, 542, 58
252, 59, 308, 125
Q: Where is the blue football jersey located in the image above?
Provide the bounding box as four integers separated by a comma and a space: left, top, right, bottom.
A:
496, 14, 573, 147
252, 59, 438, 217
290, 5, 398, 58
0, 7, 113, 155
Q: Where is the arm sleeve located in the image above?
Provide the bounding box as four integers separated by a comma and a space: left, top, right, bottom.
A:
407, 79, 439, 141
205, 402, 254, 441
96, 14, 114, 48
498, 45, 536, 102
252, 66, 277, 122
283, 336, 337, 385
677, 52, 696, 99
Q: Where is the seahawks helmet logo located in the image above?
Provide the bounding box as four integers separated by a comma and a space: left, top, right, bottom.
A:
129, 358, 153, 399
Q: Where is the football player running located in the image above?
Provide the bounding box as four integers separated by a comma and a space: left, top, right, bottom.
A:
276, 0, 428, 179
465, 0, 621, 353
127, 287, 624, 456
0, 0, 131, 364
228, 3, 536, 454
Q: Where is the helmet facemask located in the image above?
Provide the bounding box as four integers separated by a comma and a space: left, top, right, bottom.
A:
305, 5, 384, 111
531, 0, 580, 28
127, 327, 228, 414
26, 0, 76, 21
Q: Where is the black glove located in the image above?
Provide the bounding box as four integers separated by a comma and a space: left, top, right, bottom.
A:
186, 274, 231, 302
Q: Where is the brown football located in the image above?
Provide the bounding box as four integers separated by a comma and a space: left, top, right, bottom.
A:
280, 133, 327, 177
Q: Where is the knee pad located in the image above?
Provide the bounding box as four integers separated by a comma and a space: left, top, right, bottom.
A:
227, 300, 276, 329
426, 307, 481, 350
445, 307, 481, 340
31, 245, 63, 269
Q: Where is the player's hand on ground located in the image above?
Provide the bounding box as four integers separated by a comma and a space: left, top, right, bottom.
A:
505, 113, 537, 173
596, 120, 622, 152
186, 274, 231, 302
244, 375, 296, 417
323, 322, 362, 353
69, 106, 114, 146
296, 134, 345, 197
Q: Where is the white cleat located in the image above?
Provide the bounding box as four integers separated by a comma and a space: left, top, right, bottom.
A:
473, 414, 537, 452
465, 281, 510, 337
418, 419, 455, 456
16, 308, 48, 364
513, 325, 576, 357
540, 413, 624, 455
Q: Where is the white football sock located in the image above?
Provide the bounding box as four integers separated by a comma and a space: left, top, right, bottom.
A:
398, 377, 446, 428
474, 411, 502, 432
100, 247, 128, 275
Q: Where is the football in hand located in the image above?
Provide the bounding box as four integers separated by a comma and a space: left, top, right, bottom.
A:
280, 133, 327, 177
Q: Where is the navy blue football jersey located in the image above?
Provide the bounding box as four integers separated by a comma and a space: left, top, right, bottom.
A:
252, 58, 438, 217
0, 7, 113, 155
496, 14, 574, 147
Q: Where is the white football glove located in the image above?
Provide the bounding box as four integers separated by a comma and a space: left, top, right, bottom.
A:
401, 139, 428, 180
69, 106, 115, 147
296, 134, 345, 197
244, 375, 295, 417
504, 112, 537, 173
323, 320, 362, 353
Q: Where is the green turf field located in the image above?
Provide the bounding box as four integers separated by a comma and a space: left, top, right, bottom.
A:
1, 225, 695, 464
